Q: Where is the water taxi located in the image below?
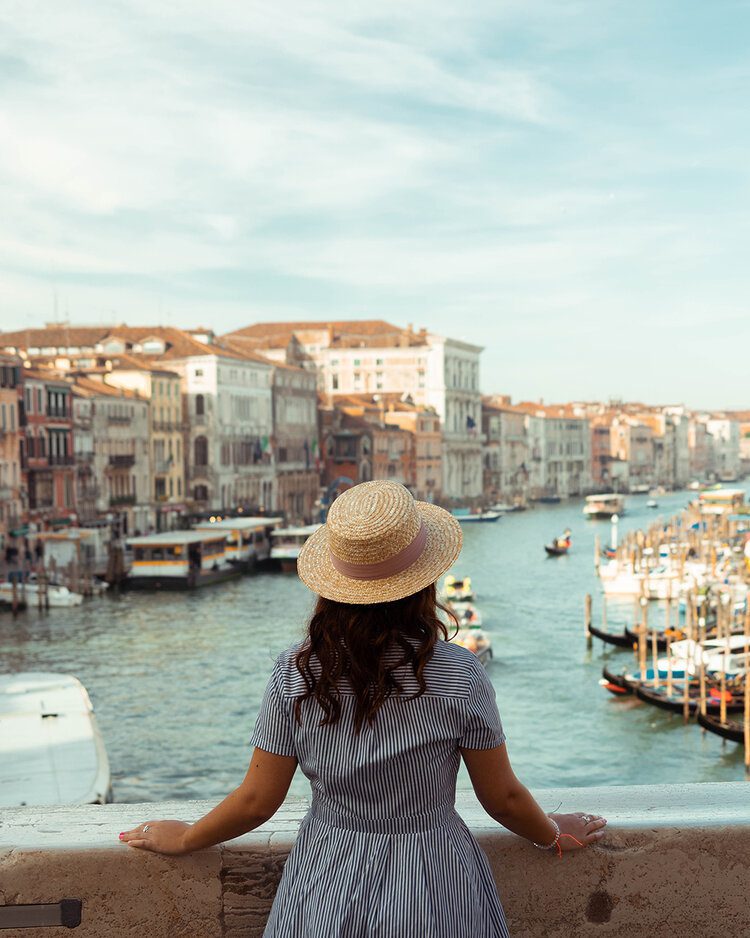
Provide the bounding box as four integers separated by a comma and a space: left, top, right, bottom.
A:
194, 516, 283, 570
270, 524, 322, 572
124, 531, 240, 589
583, 493, 626, 519
0, 672, 112, 806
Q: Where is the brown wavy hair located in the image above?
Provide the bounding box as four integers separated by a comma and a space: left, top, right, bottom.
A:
294, 583, 457, 732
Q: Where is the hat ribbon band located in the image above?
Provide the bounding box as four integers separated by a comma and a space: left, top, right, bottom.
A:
329, 521, 428, 581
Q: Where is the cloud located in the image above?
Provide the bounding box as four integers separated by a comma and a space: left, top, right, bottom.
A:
1, 0, 750, 409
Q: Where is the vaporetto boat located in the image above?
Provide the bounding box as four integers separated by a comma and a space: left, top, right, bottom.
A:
124, 530, 241, 589
194, 516, 283, 570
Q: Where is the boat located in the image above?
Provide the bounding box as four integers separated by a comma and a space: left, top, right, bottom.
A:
194, 516, 283, 570
599, 660, 690, 697
451, 509, 502, 523
588, 623, 634, 648
450, 603, 483, 627
488, 502, 515, 513
537, 495, 561, 504
124, 531, 241, 589
584, 493, 626, 519
442, 575, 475, 603
0, 580, 83, 608
450, 625, 492, 667
270, 524, 322, 572
646, 499, 659, 509
634, 682, 745, 715
0, 672, 112, 806
545, 530, 571, 556
697, 711, 745, 744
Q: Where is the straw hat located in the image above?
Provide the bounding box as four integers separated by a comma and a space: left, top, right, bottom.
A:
297, 480, 462, 604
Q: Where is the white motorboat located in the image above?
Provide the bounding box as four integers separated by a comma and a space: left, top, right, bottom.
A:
646, 499, 659, 509
584, 493, 626, 519
0, 581, 83, 608
0, 672, 112, 806
452, 510, 502, 523
270, 524, 322, 572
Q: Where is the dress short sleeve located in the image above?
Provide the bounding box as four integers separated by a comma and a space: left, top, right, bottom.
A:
460, 664, 506, 750
249, 658, 297, 757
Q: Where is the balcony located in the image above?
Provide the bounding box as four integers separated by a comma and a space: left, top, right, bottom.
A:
2, 783, 748, 937
107, 415, 130, 426
188, 464, 214, 481
109, 454, 135, 468
109, 494, 136, 507
153, 421, 179, 432
48, 454, 75, 466
154, 459, 173, 475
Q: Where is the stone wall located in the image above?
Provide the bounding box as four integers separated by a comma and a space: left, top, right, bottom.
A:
1, 783, 749, 937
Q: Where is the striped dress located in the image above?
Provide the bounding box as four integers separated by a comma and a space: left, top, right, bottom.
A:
250, 639, 510, 938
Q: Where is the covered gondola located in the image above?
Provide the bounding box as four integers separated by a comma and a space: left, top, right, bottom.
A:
697, 711, 745, 744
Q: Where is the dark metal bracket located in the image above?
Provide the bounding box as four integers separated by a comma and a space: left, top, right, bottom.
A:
0, 899, 81, 929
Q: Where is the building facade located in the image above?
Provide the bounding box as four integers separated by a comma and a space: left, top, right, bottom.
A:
0, 356, 23, 544
21, 370, 76, 525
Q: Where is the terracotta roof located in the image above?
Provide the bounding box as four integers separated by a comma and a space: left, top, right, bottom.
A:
226, 320, 402, 340
72, 375, 143, 400
0, 326, 109, 350
21, 367, 71, 386
105, 353, 179, 377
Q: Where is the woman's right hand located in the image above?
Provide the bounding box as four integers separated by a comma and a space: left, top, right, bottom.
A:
549, 812, 607, 851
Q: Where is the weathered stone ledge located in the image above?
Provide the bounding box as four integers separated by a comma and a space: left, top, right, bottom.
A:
1, 783, 749, 937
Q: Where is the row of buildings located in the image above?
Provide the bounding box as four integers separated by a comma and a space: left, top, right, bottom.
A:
0, 320, 482, 542
481, 398, 746, 504
0, 319, 746, 544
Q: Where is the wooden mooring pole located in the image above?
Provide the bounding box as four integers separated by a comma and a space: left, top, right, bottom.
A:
584, 593, 592, 649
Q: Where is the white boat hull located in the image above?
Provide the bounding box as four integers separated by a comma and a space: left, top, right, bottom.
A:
0, 583, 84, 607
0, 672, 111, 806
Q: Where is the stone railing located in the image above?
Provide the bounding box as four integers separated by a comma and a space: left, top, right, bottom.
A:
1, 783, 749, 937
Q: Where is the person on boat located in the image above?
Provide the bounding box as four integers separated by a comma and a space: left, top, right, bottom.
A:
120, 480, 606, 936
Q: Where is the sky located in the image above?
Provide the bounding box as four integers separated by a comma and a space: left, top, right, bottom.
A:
1, 0, 749, 409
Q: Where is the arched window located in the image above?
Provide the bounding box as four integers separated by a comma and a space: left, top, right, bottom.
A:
195, 394, 205, 416
193, 484, 208, 502
194, 436, 208, 466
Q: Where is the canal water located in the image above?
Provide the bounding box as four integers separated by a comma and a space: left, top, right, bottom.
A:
3, 488, 748, 804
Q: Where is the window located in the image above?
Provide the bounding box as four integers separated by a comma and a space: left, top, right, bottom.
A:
194, 368, 203, 377
194, 436, 208, 465
195, 394, 205, 415
376, 358, 383, 366
332, 374, 339, 390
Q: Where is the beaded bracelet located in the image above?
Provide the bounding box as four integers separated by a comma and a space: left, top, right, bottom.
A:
532, 817, 561, 852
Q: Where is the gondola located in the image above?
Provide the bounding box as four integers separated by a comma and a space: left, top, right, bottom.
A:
589, 622, 633, 648
600, 666, 635, 695
634, 682, 745, 716
600, 661, 690, 697
624, 626, 683, 652
545, 530, 571, 557
697, 711, 745, 744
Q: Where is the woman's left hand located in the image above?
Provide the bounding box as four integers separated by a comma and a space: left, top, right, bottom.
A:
119, 820, 191, 855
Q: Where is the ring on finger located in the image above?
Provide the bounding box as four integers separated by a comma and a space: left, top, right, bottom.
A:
142, 824, 151, 833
